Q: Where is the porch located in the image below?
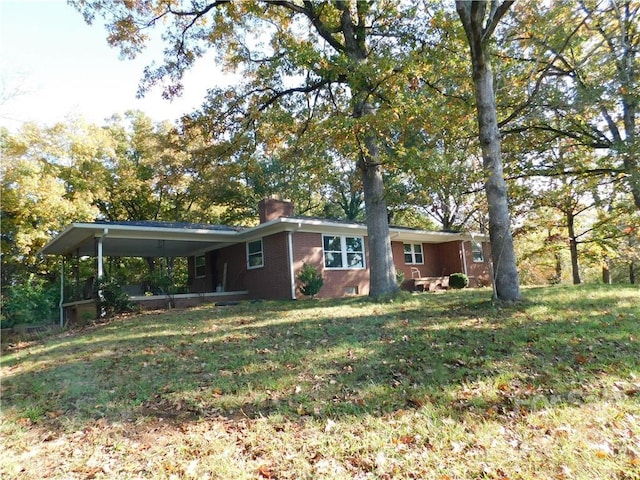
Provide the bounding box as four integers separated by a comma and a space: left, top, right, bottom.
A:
61, 290, 249, 326
39, 220, 249, 325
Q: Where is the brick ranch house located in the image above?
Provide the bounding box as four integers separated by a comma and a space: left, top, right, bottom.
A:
40, 198, 492, 323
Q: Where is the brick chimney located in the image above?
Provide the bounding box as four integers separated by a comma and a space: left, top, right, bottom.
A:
258, 197, 295, 223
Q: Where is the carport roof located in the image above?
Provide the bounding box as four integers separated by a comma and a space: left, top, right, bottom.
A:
39, 221, 243, 257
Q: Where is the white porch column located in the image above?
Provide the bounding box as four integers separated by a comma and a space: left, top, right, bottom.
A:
97, 228, 108, 279
287, 224, 302, 300
460, 240, 468, 276
97, 228, 108, 318
59, 257, 65, 327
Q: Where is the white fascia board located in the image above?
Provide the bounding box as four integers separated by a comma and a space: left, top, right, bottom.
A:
39, 222, 240, 256
238, 217, 490, 244
238, 217, 369, 242
100, 224, 239, 243
38, 223, 99, 256
390, 227, 490, 244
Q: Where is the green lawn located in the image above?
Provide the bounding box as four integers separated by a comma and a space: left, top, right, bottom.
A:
1, 284, 639, 479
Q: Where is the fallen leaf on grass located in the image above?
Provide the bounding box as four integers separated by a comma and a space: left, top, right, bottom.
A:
72, 466, 102, 479
613, 381, 640, 396
592, 442, 614, 458
575, 354, 589, 365
258, 464, 277, 478
393, 435, 416, 446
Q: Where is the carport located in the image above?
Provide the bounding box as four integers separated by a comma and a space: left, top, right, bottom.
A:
39, 220, 249, 325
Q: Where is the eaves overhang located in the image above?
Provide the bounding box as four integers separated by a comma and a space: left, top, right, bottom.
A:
38, 222, 240, 257
39, 218, 489, 258
243, 217, 488, 244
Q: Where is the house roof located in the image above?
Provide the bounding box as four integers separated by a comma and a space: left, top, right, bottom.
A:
39, 221, 241, 257
39, 217, 488, 258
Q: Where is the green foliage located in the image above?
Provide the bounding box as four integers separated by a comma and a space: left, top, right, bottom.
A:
0, 275, 60, 328
144, 270, 174, 296
297, 263, 324, 298
449, 272, 469, 289
96, 277, 133, 317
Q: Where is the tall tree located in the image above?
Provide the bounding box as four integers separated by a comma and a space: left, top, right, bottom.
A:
70, 1, 433, 297
0, 122, 103, 285
509, 0, 639, 209
455, 0, 521, 300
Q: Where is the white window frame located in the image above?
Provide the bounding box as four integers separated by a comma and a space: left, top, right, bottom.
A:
247, 239, 264, 269
471, 241, 484, 262
403, 243, 424, 265
194, 254, 206, 278
322, 235, 366, 270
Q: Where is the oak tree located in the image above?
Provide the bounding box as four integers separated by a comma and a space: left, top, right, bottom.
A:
70, 0, 433, 297
455, 0, 521, 300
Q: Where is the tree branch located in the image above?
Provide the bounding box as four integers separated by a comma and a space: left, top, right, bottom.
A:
256, 79, 333, 111
482, 0, 515, 42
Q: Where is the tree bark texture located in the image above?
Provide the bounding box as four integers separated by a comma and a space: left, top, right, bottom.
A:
456, 1, 521, 301
473, 61, 521, 299
354, 99, 399, 298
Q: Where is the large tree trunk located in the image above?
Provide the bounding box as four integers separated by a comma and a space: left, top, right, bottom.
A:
354, 99, 398, 298
473, 64, 521, 300
457, 1, 521, 301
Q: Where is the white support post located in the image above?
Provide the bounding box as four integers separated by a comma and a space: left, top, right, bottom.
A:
97, 229, 108, 317
287, 224, 301, 300
97, 237, 104, 279
460, 240, 468, 276
59, 257, 65, 327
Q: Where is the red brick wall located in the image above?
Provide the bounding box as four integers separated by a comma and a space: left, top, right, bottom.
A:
187, 236, 492, 299
244, 232, 292, 299
291, 232, 370, 298
188, 251, 216, 293
216, 243, 249, 293
259, 198, 295, 223
392, 241, 442, 279
191, 234, 292, 300
462, 241, 492, 287
435, 241, 464, 275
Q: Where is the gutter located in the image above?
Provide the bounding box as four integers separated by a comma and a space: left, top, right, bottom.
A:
287, 223, 302, 300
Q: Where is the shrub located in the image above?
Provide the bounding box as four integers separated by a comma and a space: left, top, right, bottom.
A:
0, 275, 59, 328
298, 263, 324, 298
449, 272, 469, 289
96, 277, 133, 317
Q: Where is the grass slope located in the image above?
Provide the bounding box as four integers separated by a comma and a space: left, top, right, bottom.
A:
1, 284, 639, 479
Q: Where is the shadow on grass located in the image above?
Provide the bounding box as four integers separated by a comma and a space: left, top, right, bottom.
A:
1, 285, 638, 431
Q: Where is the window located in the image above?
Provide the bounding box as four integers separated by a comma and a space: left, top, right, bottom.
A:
195, 255, 206, 278
323, 235, 365, 269
247, 239, 264, 269
344, 286, 359, 295
403, 244, 424, 264
471, 241, 484, 262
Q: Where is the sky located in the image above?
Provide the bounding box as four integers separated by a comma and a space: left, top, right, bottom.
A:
0, 0, 233, 131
